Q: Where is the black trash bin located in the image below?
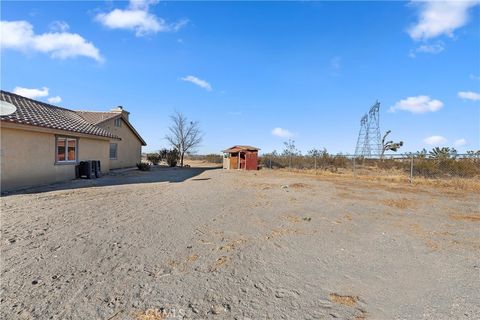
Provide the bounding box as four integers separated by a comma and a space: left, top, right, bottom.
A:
75, 164, 81, 178
79, 161, 94, 179
93, 160, 101, 178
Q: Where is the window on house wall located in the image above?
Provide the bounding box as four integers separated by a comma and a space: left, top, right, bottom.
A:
114, 118, 122, 127
56, 137, 77, 162
110, 143, 118, 160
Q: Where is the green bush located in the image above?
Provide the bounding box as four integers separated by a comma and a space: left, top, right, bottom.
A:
146, 153, 161, 165
166, 149, 180, 167
137, 162, 150, 171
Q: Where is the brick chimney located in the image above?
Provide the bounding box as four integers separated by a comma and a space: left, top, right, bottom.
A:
110, 105, 130, 121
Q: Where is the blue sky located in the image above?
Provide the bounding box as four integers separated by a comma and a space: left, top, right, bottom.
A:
2, 0, 479, 154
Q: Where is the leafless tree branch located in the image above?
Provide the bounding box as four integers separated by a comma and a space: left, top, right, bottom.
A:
165, 111, 203, 167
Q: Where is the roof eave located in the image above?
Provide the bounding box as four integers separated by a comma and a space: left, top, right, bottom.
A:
0, 119, 121, 140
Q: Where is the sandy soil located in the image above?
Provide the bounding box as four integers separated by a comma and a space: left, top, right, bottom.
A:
1, 164, 479, 319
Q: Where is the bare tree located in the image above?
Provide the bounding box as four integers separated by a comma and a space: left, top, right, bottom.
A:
165, 111, 202, 167
381, 130, 403, 159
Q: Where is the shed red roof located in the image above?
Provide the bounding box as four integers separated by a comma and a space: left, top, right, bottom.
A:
223, 145, 260, 153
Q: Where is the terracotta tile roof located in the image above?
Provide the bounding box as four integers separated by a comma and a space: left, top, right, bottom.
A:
0, 90, 119, 139
75, 111, 119, 125
223, 145, 260, 153
77, 111, 147, 146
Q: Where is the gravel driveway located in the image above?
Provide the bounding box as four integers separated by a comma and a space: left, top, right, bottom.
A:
1, 165, 479, 319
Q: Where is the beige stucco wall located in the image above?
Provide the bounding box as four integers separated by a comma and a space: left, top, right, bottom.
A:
78, 137, 111, 172
0, 125, 110, 192
97, 117, 142, 169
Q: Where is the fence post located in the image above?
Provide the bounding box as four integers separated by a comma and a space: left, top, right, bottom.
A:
353, 156, 356, 179
314, 155, 317, 172
410, 155, 414, 184
269, 157, 272, 169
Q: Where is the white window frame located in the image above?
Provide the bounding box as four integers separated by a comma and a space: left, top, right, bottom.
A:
55, 136, 78, 164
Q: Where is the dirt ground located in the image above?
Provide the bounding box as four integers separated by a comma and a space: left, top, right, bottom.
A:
1, 163, 479, 320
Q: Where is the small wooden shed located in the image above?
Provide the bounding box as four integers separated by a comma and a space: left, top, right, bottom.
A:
222, 145, 260, 170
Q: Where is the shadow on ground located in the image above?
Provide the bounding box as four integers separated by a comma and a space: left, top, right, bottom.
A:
2, 165, 222, 196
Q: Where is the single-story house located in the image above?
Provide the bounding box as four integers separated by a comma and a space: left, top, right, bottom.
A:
222, 145, 260, 170
0, 90, 146, 191
76, 107, 146, 169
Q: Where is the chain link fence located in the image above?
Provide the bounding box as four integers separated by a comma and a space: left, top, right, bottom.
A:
259, 153, 480, 184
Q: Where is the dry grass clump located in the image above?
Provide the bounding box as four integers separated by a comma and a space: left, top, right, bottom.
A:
414, 177, 480, 193
285, 215, 302, 223
187, 254, 199, 262
289, 182, 311, 189
218, 238, 247, 252
284, 214, 312, 222
135, 309, 165, 320
381, 198, 414, 209
450, 214, 480, 222
329, 293, 358, 306
210, 256, 229, 271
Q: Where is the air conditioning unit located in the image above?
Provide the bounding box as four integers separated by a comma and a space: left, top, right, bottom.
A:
78, 161, 94, 179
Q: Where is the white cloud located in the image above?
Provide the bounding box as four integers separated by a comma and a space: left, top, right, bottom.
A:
454, 138, 467, 146
181, 75, 212, 91
416, 42, 445, 54
272, 127, 294, 138
172, 19, 189, 32
49, 20, 70, 32
409, 41, 445, 58
95, 0, 187, 37
390, 95, 444, 114
423, 135, 447, 146
408, 1, 480, 40
47, 96, 62, 104
0, 20, 103, 62
458, 91, 480, 101
96, 9, 166, 36
13, 86, 49, 99
129, 0, 159, 10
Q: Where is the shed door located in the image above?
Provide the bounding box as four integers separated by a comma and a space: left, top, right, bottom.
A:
230, 156, 238, 169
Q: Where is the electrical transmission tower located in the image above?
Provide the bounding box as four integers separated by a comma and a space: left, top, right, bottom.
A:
355, 101, 381, 157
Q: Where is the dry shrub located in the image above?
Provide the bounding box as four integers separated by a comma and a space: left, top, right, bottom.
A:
260, 155, 349, 170
269, 166, 480, 193
414, 158, 480, 178
186, 154, 223, 163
